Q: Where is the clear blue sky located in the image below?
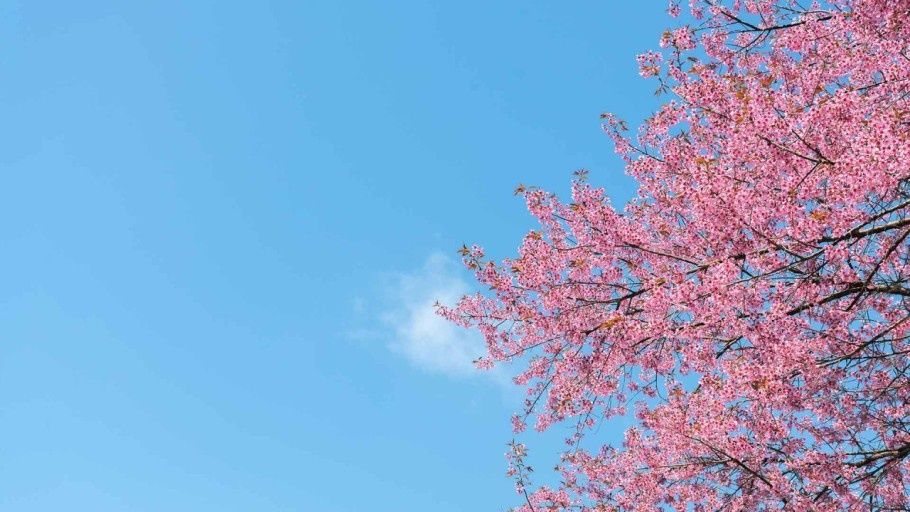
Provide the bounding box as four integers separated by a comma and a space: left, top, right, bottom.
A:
0, 2, 668, 510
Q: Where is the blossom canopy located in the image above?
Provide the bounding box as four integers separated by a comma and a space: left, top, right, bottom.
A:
442, 1, 910, 510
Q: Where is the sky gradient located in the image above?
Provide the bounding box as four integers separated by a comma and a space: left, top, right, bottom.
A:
0, 2, 669, 510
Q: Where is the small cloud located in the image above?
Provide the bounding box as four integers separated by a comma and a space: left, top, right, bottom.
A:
380, 252, 487, 378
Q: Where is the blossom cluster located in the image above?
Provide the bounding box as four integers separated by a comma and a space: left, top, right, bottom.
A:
441, 1, 910, 510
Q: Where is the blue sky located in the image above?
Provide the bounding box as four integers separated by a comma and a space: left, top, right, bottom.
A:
0, 2, 668, 510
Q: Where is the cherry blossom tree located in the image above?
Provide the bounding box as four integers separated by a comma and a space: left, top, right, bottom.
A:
440, 1, 910, 510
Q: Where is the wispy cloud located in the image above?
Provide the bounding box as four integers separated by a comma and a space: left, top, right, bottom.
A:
379, 252, 487, 377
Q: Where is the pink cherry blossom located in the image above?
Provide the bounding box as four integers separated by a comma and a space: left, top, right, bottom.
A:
440, 1, 910, 510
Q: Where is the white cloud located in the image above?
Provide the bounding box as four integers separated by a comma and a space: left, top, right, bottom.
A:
380, 252, 488, 377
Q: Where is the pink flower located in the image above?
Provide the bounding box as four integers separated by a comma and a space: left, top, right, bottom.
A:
441, 2, 910, 509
